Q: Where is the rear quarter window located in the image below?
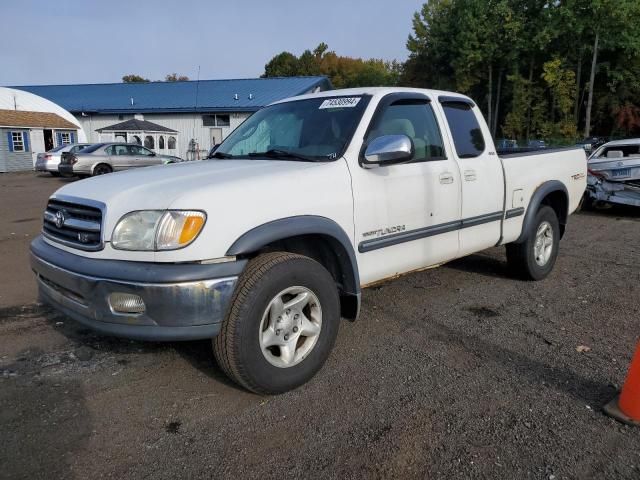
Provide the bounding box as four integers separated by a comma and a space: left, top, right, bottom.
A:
442, 102, 485, 158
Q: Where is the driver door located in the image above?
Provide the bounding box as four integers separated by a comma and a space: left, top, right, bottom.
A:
349, 93, 461, 285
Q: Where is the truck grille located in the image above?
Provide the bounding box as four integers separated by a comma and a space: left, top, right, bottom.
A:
43, 199, 103, 250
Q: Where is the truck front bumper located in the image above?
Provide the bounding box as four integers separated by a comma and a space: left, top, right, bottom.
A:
30, 236, 246, 341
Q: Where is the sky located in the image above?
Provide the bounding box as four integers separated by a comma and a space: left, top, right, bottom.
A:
0, 0, 423, 86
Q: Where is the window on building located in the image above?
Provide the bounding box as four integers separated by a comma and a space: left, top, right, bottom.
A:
60, 132, 71, 145
144, 136, 155, 149
202, 114, 231, 127
168, 136, 176, 149
216, 114, 230, 127
11, 131, 25, 152
158, 136, 165, 149
441, 102, 485, 158
114, 132, 127, 143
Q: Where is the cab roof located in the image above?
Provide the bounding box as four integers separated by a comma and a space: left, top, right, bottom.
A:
271, 87, 476, 107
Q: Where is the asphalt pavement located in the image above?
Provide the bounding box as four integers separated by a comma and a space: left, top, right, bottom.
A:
1, 172, 639, 479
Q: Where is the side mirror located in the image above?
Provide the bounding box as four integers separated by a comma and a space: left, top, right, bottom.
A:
363, 135, 414, 167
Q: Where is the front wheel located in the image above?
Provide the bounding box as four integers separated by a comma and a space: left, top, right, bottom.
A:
213, 252, 340, 394
506, 205, 560, 281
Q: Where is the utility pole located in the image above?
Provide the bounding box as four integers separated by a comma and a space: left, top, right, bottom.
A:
584, 31, 599, 138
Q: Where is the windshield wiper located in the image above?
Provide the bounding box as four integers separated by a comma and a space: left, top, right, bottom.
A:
209, 151, 234, 159
247, 149, 318, 162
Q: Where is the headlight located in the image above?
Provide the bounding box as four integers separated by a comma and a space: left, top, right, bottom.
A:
112, 210, 206, 251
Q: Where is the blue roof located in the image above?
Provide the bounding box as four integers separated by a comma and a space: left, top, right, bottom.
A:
12, 77, 332, 114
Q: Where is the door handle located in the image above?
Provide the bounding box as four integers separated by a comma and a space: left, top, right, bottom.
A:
439, 173, 454, 184
464, 170, 477, 181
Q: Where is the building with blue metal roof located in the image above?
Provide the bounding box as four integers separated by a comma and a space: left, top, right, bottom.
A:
13, 77, 331, 159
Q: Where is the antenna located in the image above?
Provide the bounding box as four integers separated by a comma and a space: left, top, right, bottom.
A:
194, 65, 201, 110
192, 65, 201, 160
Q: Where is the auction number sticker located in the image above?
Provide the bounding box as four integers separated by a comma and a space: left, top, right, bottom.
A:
319, 97, 361, 109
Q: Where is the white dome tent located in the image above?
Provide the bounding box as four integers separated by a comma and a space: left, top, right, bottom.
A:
0, 87, 86, 172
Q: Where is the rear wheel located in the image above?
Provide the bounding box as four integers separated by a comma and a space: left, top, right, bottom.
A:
213, 252, 340, 394
506, 205, 560, 281
93, 163, 112, 176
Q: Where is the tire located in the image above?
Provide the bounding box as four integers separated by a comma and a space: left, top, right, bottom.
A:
50, 172, 61, 177
506, 205, 560, 281
93, 163, 112, 176
213, 252, 340, 394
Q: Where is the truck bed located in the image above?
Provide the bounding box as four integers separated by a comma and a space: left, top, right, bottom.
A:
499, 147, 587, 244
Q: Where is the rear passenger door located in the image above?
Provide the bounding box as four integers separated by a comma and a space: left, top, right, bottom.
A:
350, 93, 462, 285
438, 98, 504, 256
109, 144, 131, 170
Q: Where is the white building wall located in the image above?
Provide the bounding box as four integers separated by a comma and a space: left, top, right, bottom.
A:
75, 112, 251, 160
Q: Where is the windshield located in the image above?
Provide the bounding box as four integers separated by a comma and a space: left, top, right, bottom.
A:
214, 95, 370, 161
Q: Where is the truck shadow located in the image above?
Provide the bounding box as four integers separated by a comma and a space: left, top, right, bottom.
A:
579, 204, 640, 220
36, 307, 247, 393
173, 340, 248, 392
445, 252, 511, 280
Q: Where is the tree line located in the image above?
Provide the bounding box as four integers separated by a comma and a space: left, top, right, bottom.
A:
122, 73, 190, 83
263, 0, 640, 141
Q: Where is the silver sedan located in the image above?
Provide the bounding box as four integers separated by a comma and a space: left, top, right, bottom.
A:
35, 143, 92, 176
58, 143, 183, 177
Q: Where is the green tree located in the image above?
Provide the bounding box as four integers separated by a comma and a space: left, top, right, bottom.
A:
165, 73, 189, 82
405, 0, 640, 142
263, 52, 300, 77
262, 44, 399, 88
541, 58, 577, 139
122, 74, 150, 83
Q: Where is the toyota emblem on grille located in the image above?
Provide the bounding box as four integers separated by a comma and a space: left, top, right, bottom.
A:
54, 210, 66, 229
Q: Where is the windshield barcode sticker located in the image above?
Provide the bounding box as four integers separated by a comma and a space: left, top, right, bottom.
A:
319, 97, 361, 109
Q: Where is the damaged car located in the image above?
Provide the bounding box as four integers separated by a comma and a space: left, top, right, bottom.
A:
585, 139, 640, 208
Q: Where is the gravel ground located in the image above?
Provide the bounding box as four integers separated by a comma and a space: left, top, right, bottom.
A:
1, 172, 639, 479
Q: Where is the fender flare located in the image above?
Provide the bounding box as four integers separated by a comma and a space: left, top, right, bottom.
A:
515, 180, 569, 243
226, 215, 360, 296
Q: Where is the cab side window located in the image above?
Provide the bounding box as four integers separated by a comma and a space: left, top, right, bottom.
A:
441, 102, 485, 158
366, 100, 446, 162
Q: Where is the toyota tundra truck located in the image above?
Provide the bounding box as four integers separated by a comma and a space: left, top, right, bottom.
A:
30, 88, 587, 394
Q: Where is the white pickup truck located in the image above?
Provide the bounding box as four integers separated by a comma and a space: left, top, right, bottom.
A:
31, 88, 587, 393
